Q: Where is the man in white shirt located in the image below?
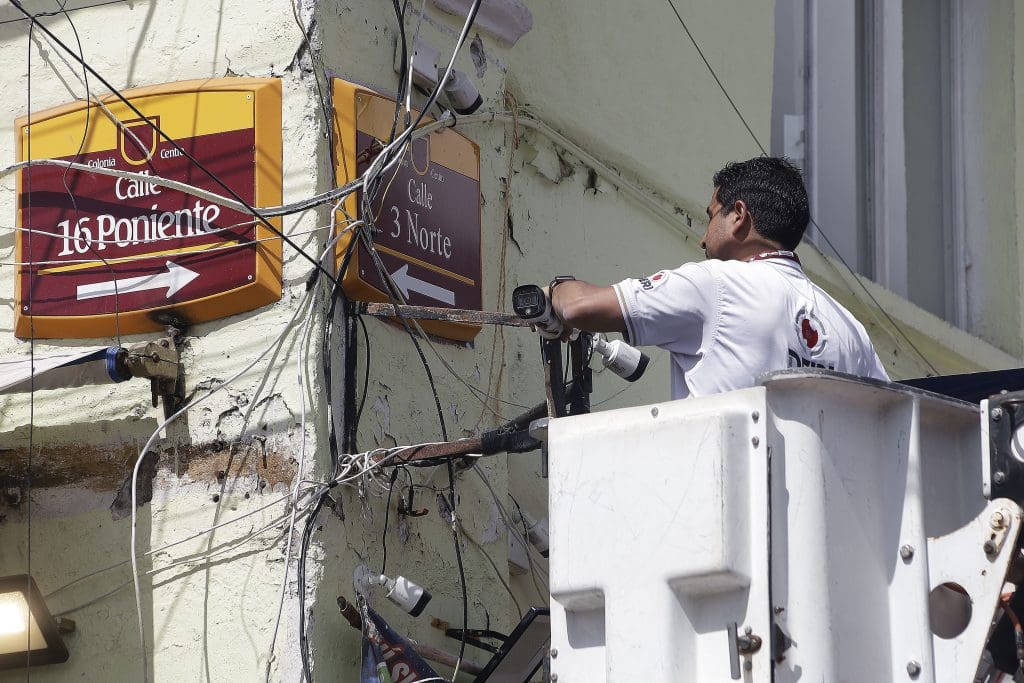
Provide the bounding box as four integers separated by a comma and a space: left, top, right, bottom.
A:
545, 156, 889, 400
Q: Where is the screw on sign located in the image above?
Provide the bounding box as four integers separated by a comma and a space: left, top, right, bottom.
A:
15, 80, 283, 339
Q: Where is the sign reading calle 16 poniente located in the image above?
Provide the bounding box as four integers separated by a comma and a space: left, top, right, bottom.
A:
15, 78, 283, 339
332, 79, 482, 341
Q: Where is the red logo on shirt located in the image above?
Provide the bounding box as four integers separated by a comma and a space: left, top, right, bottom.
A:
640, 271, 668, 290
795, 308, 826, 356
801, 319, 819, 349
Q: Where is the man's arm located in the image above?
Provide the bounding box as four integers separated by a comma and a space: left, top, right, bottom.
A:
549, 280, 627, 334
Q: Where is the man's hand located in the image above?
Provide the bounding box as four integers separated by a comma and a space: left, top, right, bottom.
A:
531, 286, 573, 339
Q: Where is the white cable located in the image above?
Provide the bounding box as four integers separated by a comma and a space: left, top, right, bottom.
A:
263, 224, 351, 681
0, 158, 365, 218
359, 0, 482, 216
129, 270, 320, 682
44, 489, 311, 600
54, 488, 330, 618
473, 465, 549, 591
0, 217, 355, 268
3, 106, 696, 235
262, 440, 445, 679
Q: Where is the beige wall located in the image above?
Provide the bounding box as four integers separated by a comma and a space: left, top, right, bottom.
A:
0, 1, 1021, 680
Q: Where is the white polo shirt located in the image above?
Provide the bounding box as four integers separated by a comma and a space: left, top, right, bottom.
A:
612, 255, 890, 400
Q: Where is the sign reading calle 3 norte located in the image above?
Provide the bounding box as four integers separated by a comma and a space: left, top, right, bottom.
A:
15, 78, 283, 339
332, 79, 482, 341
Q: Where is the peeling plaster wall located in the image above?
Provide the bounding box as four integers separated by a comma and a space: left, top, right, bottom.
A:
0, 1, 334, 680
1, 1, 1023, 681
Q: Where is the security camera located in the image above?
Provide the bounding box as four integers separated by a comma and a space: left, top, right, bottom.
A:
378, 574, 432, 617
443, 70, 483, 115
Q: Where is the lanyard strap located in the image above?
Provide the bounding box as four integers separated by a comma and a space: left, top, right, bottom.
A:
747, 250, 801, 265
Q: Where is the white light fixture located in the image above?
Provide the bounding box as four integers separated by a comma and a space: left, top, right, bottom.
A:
378, 574, 432, 617
0, 575, 69, 670
442, 70, 483, 114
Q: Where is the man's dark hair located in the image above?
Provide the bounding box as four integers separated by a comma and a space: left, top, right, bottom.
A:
713, 157, 809, 250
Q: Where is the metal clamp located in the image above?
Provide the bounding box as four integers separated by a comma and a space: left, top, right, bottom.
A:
727, 622, 762, 679
987, 392, 1024, 502
125, 336, 183, 419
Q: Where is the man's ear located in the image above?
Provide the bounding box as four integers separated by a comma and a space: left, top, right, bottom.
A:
729, 199, 752, 238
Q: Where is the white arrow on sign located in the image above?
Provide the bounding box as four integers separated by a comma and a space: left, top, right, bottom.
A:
76, 260, 200, 301
391, 264, 455, 305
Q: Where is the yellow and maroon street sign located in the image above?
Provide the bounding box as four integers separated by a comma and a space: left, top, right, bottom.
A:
332, 78, 483, 342
15, 78, 283, 339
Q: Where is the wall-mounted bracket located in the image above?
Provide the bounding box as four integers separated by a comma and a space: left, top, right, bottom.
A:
123, 336, 183, 419
985, 391, 1024, 502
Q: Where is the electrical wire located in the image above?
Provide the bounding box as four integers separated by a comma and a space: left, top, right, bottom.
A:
663, 0, 939, 375
0, 0, 129, 26
477, 468, 549, 599
9, 1, 337, 286
39, 5, 133, 348
289, 0, 336, 175
339, 7, 484, 678
12, 4, 501, 681
295, 227, 361, 682
380, 469, 400, 576
127, 266, 322, 682
457, 518, 523, 620
387, 0, 411, 148
44, 490, 307, 600
24, 13, 36, 680
264, 228, 354, 682
0, 158, 364, 220
0, 216, 355, 267
297, 488, 325, 683
50, 475, 364, 621
53, 507, 308, 618
295, 32, 471, 664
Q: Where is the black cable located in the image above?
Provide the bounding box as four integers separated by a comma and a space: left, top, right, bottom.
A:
289, 0, 337, 176
364, 0, 482, 211
360, 0, 410, 214
664, 0, 765, 156
300, 224, 359, 683
353, 4, 483, 672
9, 0, 337, 286
663, 0, 940, 376
387, 0, 410, 147
445, 457, 470, 675
342, 300, 360, 453
324, 235, 359, 454
380, 469, 400, 575
320, 0, 409, 485
297, 491, 327, 683
358, 230, 448, 443
0, 0, 129, 25
50, 1, 128, 347
353, 312, 372, 435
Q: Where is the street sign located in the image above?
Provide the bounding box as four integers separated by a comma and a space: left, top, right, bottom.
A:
332, 79, 482, 341
14, 78, 283, 339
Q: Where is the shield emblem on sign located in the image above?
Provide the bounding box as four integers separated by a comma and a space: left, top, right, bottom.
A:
119, 116, 159, 166
408, 136, 430, 176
